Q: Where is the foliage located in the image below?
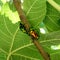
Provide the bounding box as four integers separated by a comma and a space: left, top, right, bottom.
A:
0, 0, 60, 60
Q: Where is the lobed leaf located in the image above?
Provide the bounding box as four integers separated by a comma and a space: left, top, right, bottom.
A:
0, 0, 60, 60
0, 2, 44, 60
39, 31, 60, 60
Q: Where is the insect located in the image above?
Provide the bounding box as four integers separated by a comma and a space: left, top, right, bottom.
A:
20, 22, 26, 33
20, 22, 38, 39
29, 30, 38, 39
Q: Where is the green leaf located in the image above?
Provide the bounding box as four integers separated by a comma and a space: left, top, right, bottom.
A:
0, 3, 44, 60
0, 51, 6, 60
39, 31, 60, 60
0, 0, 60, 60
0, 14, 60, 60
0, 0, 3, 6
43, 0, 60, 32
0, 14, 44, 60
23, 0, 46, 28
54, 0, 60, 5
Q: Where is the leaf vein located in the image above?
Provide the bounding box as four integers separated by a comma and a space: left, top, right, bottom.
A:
26, 0, 38, 16
3, 16, 13, 36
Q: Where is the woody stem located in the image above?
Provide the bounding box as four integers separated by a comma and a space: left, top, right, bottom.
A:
13, 0, 50, 60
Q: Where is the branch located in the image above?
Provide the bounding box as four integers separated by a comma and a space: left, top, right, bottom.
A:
47, 0, 60, 12
13, 0, 30, 32
33, 40, 50, 60
13, 0, 50, 60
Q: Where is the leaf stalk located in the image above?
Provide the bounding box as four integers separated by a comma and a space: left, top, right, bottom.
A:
47, 0, 60, 12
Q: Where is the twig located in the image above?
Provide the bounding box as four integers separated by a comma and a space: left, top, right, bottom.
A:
33, 40, 50, 60
13, 0, 30, 32
13, 0, 50, 60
